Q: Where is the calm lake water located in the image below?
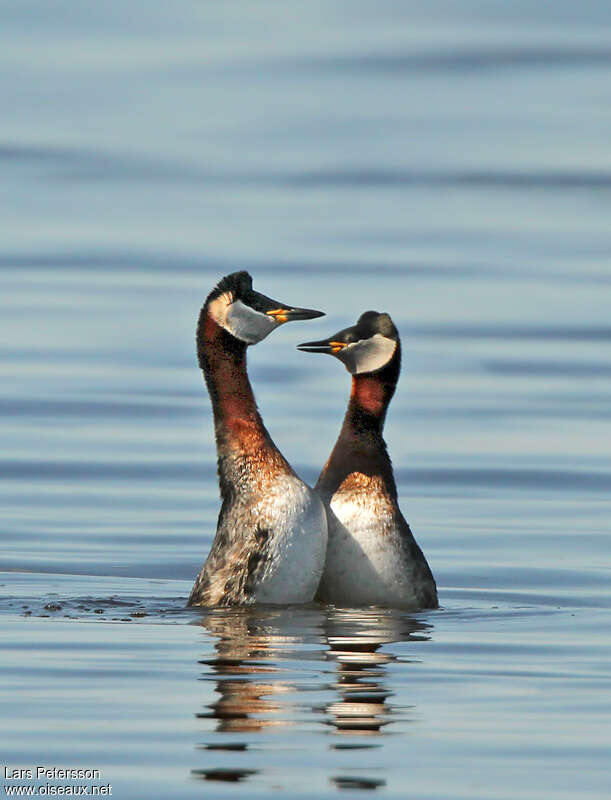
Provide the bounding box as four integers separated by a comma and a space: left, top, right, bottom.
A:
1, 2, 610, 798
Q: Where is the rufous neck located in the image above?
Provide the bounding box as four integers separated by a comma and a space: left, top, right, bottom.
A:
198, 311, 267, 449
347, 373, 389, 431
340, 353, 399, 441
315, 355, 400, 498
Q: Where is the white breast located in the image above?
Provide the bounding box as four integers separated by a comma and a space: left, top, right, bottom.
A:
252, 476, 328, 604
318, 490, 418, 608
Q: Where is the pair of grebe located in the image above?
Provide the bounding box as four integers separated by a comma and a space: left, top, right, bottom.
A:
188, 272, 437, 610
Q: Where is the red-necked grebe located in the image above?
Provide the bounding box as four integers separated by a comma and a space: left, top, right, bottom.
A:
298, 311, 438, 609
188, 271, 328, 607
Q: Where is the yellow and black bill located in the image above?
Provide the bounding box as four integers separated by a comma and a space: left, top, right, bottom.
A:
265, 306, 325, 324
297, 337, 349, 355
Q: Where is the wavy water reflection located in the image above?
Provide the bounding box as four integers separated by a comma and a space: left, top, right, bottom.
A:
192, 607, 433, 788
196, 607, 322, 736
324, 609, 430, 736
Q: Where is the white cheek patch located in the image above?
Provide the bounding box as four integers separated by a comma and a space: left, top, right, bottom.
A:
340, 333, 396, 374
226, 299, 276, 344
207, 291, 233, 330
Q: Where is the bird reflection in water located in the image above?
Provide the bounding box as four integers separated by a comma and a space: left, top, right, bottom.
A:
324, 608, 431, 792
191, 605, 432, 788
324, 608, 430, 738
195, 606, 324, 734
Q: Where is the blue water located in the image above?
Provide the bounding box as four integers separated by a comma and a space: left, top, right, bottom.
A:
1, 2, 610, 798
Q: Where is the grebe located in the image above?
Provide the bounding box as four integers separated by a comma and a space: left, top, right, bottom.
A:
188, 271, 328, 607
298, 311, 438, 609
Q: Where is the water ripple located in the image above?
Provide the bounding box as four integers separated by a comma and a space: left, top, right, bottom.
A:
285, 167, 611, 190
0, 397, 200, 420
3, 460, 610, 493
405, 324, 611, 343
4, 141, 611, 191
394, 467, 611, 493
288, 45, 611, 75
483, 359, 611, 378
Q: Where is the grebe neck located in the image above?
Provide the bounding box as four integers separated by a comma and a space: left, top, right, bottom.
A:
316, 349, 400, 498
197, 310, 289, 497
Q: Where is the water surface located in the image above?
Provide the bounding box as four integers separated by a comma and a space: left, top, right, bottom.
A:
1, 2, 610, 798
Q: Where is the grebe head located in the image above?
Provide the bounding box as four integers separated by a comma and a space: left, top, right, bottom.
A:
297, 310, 399, 374
205, 271, 325, 345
